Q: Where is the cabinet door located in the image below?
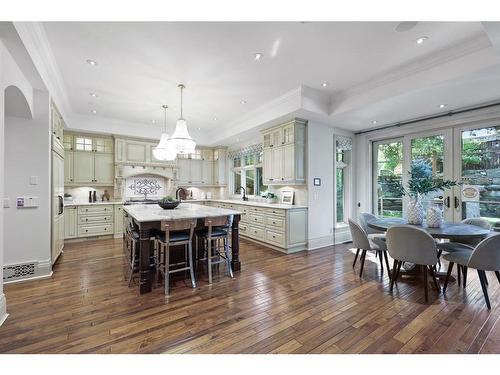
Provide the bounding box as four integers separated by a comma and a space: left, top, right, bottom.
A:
190, 159, 203, 183
213, 160, 219, 184
271, 129, 283, 147
271, 147, 284, 181
282, 124, 295, 145
177, 158, 191, 183
94, 153, 114, 184
74, 151, 95, 184
94, 137, 113, 153
282, 144, 295, 181
63, 134, 73, 151
125, 142, 147, 162
202, 160, 213, 184
64, 151, 74, 184
114, 205, 124, 234
64, 207, 77, 238
263, 148, 273, 183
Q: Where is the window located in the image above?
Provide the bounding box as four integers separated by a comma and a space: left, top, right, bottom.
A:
232, 151, 266, 197
335, 141, 350, 225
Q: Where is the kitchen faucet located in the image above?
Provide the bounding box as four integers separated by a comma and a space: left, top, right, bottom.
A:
175, 187, 186, 200
237, 186, 248, 201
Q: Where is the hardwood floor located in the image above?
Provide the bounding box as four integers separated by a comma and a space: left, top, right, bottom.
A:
0, 237, 499, 353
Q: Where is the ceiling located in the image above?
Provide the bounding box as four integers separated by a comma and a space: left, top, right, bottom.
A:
35, 21, 500, 144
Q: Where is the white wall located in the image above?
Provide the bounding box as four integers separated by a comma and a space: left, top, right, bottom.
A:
4, 90, 51, 277
307, 121, 355, 250
0, 49, 6, 324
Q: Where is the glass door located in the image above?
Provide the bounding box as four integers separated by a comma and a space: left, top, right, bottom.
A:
453, 124, 500, 228
405, 129, 454, 221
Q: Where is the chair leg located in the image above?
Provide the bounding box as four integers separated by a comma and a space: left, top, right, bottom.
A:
457, 264, 462, 286
359, 250, 367, 278
429, 265, 441, 293
390, 259, 398, 291
353, 248, 360, 268
128, 240, 136, 287
378, 251, 384, 273
188, 240, 196, 289
437, 249, 442, 269
485, 272, 489, 285
395, 261, 402, 282
208, 237, 213, 284
225, 236, 233, 278
478, 270, 491, 309
383, 251, 391, 281
164, 243, 170, 295
443, 262, 454, 292
463, 266, 468, 288
423, 265, 429, 302
495, 270, 500, 284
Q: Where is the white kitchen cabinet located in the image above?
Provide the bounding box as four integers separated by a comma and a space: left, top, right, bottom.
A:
202, 160, 213, 184
51, 101, 64, 150
190, 159, 203, 183
262, 119, 306, 185
63, 134, 73, 151
64, 151, 74, 184
125, 142, 147, 163
73, 151, 94, 184
94, 153, 114, 184
212, 148, 227, 185
52, 148, 64, 264
64, 206, 78, 239
114, 205, 124, 236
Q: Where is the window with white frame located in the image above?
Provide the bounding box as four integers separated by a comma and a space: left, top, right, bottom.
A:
336, 137, 352, 225
231, 150, 266, 197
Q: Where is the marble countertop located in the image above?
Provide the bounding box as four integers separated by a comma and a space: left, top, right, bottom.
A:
184, 199, 308, 210
64, 200, 123, 207
123, 203, 243, 223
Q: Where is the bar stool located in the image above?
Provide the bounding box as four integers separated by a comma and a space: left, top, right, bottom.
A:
125, 222, 140, 287
155, 219, 197, 295
196, 216, 233, 284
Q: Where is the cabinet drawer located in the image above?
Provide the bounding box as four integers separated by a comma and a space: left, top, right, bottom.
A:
78, 223, 113, 237
264, 208, 286, 217
239, 223, 248, 235
247, 206, 266, 215
78, 214, 113, 224
265, 229, 285, 247
248, 213, 265, 225
247, 226, 265, 240
265, 216, 285, 230
78, 205, 113, 215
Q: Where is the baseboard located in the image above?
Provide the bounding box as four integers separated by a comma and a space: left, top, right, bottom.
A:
0, 293, 8, 326
307, 235, 334, 251
3, 258, 52, 284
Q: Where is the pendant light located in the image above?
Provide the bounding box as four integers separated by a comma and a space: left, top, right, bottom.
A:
152, 105, 177, 161
167, 84, 196, 155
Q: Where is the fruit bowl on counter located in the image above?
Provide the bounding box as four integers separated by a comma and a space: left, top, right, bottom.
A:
157, 196, 180, 210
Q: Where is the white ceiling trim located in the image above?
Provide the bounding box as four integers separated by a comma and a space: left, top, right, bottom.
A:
13, 21, 71, 121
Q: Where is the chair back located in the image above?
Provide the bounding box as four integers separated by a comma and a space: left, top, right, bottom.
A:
359, 213, 382, 235
161, 219, 196, 242
386, 225, 437, 265
348, 218, 371, 250
467, 234, 500, 271
204, 215, 231, 228
462, 218, 491, 230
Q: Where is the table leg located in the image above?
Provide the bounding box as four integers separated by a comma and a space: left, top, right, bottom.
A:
231, 214, 241, 272
139, 227, 153, 294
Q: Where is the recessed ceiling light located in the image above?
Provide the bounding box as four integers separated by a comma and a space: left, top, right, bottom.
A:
321, 82, 328, 87
213, 117, 218, 121
151, 120, 156, 124
91, 109, 97, 115
439, 104, 447, 109
197, 127, 201, 130
89, 92, 97, 97
86, 59, 98, 66
254, 53, 263, 61
236, 138, 240, 142
372, 120, 378, 125
416, 36, 428, 45
240, 99, 247, 105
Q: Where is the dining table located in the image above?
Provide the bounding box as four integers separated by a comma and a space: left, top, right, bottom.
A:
123, 202, 242, 294
367, 217, 492, 281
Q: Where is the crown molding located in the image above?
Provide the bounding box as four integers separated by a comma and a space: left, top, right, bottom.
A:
13, 22, 71, 120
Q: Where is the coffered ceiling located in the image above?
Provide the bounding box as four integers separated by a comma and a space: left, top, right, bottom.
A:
16, 21, 500, 145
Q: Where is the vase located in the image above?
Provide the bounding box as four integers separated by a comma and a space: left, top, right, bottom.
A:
426, 205, 443, 228
407, 198, 424, 225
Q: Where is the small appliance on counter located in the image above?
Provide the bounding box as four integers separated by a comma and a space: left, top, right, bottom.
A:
200, 192, 207, 199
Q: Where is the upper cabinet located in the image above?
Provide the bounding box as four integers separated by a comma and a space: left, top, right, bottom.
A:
65, 132, 114, 186
262, 119, 306, 185
51, 101, 64, 150
177, 148, 226, 186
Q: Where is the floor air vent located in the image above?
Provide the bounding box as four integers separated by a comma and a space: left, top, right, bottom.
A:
3, 263, 36, 281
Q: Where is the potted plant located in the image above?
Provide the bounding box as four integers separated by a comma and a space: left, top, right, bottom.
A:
261, 191, 277, 204
158, 195, 180, 210
396, 158, 457, 226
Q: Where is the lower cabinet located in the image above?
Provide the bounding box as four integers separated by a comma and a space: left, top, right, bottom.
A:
64, 204, 119, 239
205, 201, 307, 253
114, 205, 124, 236
64, 206, 78, 239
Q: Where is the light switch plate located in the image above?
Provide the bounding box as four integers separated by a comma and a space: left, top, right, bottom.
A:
3, 197, 10, 208
29, 176, 39, 185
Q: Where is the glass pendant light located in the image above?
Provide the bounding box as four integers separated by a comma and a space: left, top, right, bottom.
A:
167, 84, 196, 155
153, 105, 177, 161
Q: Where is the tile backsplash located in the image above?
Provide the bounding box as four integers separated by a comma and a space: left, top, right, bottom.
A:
64, 186, 114, 203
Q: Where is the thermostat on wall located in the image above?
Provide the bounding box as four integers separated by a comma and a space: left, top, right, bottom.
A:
16, 196, 39, 208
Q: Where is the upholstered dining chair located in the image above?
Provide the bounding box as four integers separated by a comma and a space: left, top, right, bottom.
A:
386, 225, 440, 302
443, 235, 500, 309
358, 213, 387, 249
437, 218, 491, 288
348, 218, 391, 279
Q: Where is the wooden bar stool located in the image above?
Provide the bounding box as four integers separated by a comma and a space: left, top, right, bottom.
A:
196, 216, 233, 284
125, 222, 140, 287
155, 219, 197, 295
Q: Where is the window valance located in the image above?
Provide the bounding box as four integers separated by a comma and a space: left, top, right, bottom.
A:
228, 143, 263, 159
336, 136, 352, 151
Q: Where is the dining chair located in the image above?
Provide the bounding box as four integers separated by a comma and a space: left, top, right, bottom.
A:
155, 219, 197, 295
358, 213, 387, 249
437, 218, 491, 287
386, 225, 440, 302
196, 215, 233, 284
443, 235, 500, 309
348, 218, 391, 279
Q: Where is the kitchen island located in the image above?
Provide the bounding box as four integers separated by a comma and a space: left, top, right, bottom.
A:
123, 202, 242, 294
